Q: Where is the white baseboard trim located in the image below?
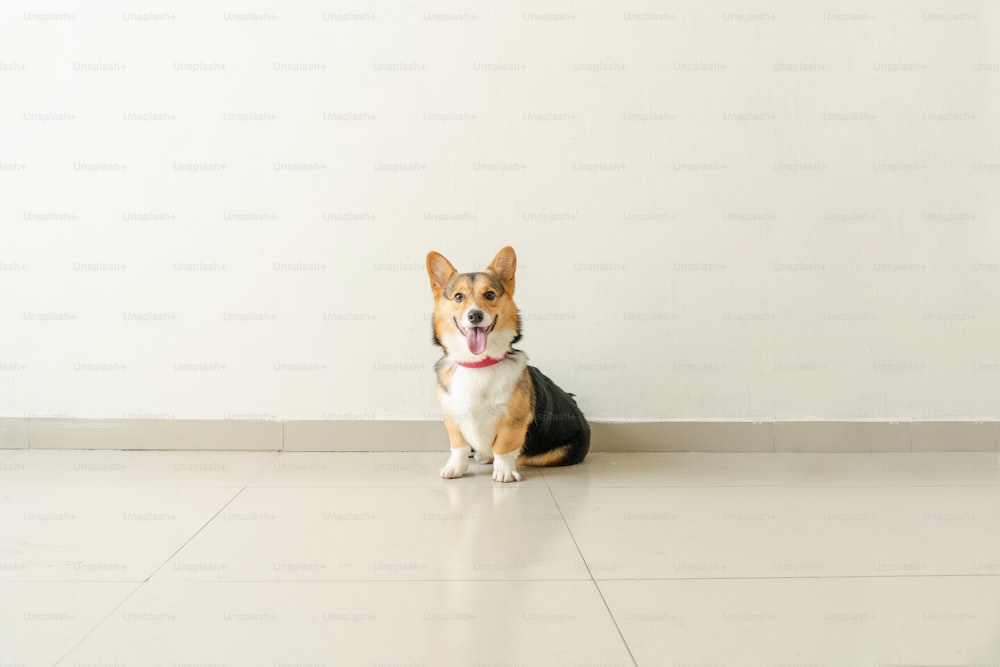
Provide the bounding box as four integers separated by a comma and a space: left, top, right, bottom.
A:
1, 419, 997, 453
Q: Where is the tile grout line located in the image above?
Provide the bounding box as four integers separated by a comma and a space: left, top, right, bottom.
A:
540, 468, 640, 667
49, 580, 148, 667
51, 450, 283, 667
21, 572, 1000, 586
140, 450, 282, 582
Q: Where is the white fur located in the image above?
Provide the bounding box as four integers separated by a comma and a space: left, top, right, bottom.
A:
440, 444, 471, 479
492, 450, 521, 483
440, 351, 528, 455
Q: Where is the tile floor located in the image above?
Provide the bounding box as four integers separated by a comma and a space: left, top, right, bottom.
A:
1, 448, 999, 666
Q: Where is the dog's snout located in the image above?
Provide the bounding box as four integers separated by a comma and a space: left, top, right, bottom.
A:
466, 309, 485, 326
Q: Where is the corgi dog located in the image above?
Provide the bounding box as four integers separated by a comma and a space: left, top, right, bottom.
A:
426, 246, 590, 482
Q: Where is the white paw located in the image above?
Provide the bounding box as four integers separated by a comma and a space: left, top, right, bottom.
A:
440, 446, 471, 479
440, 464, 467, 479
473, 449, 494, 465
491, 451, 521, 483
492, 467, 521, 483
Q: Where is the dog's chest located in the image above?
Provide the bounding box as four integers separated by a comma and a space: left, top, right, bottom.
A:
442, 357, 526, 449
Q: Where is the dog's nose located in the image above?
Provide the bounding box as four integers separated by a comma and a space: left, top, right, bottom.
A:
466, 309, 484, 326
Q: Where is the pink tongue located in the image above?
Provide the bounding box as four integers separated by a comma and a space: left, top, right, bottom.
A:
466, 327, 488, 355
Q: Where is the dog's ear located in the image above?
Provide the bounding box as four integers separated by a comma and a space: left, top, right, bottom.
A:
486, 246, 516, 296
426, 251, 457, 298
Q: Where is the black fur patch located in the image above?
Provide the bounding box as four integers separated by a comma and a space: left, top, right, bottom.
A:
511, 308, 522, 345
521, 365, 590, 465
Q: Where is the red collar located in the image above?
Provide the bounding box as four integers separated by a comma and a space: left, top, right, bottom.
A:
455, 351, 510, 368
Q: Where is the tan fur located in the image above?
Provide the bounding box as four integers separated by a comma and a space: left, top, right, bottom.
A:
442, 412, 471, 451
519, 445, 572, 467
491, 371, 534, 456
434, 361, 455, 394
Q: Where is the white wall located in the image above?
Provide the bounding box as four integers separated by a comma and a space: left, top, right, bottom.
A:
2, 2, 998, 421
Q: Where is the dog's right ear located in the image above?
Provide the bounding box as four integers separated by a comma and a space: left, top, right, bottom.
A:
426, 251, 457, 298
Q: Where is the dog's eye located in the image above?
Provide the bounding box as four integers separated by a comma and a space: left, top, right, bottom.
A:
453, 293, 465, 303
483, 291, 496, 301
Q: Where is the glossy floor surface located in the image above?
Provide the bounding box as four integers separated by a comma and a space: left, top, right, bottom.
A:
1, 449, 998, 666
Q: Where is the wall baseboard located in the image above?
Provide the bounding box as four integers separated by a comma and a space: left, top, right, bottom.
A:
1, 419, 997, 453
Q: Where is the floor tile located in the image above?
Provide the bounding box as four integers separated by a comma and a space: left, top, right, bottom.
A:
156, 486, 588, 582
553, 485, 1000, 578
253, 451, 547, 487
0, 581, 137, 667
601, 577, 1000, 667
0, 448, 26, 464
541, 452, 1000, 487
0, 449, 277, 487
6, 449, 1000, 667
61, 581, 634, 667
0, 485, 241, 582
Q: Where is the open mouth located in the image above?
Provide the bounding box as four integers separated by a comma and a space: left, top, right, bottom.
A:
455, 317, 497, 355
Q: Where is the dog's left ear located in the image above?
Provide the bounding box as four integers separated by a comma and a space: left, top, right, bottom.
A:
487, 246, 517, 296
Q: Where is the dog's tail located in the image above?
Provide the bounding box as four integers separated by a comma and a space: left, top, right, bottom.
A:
519, 443, 579, 467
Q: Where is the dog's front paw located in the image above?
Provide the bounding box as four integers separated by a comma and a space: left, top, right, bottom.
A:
440, 446, 471, 479
440, 463, 467, 479
491, 452, 521, 483
491, 467, 521, 483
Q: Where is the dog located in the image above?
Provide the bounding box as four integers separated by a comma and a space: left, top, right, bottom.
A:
425, 246, 590, 482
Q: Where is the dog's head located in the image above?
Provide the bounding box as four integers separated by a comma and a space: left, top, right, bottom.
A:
426, 246, 521, 362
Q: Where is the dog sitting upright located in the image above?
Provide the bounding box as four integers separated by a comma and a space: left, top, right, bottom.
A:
426, 246, 590, 482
